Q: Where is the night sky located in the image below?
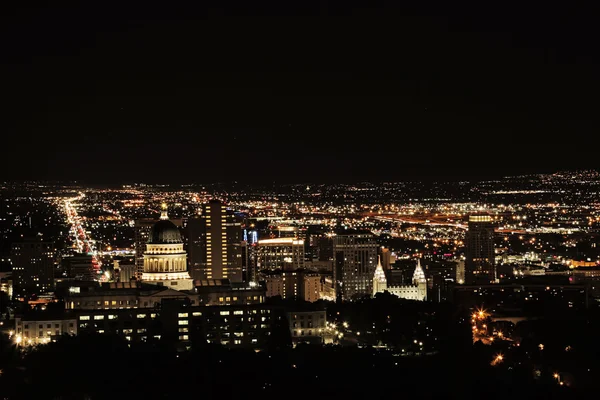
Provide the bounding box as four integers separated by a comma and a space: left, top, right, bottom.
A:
1, 2, 598, 184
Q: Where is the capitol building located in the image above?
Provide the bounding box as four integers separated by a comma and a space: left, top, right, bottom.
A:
141, 204, 193, 291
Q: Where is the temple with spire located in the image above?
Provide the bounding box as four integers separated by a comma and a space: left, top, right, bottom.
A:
372, 257, 427, 301
140, 203, 194, 290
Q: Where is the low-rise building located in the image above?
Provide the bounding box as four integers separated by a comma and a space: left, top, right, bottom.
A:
75, 299, 273, 349
14, 313, 77, 345
263, 269, 320, 302
287, 309, 327, 345
64, 280, 266, 310
14, 299, 275, 350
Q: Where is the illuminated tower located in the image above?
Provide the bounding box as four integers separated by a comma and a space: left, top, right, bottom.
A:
188, 200, 243, 282
465, 214, 496, 284
141, 204, 193, 290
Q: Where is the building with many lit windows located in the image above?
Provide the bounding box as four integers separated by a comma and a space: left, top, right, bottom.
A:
188, 200, 243, 283
14, 301, 274, 350
263, 269, 321, 302
73, 300, 273, 349
64, 280, 266, 310
256, 237, 305, 272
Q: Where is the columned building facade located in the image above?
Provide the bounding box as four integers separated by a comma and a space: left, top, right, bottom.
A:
141, 205, 193, 291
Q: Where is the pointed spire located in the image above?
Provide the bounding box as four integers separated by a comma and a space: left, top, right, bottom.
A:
373, 255, 387, 283
160, 203, 169, 220
412, 258, 426, 284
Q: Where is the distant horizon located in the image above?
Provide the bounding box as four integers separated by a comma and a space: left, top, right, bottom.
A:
3, 168, 598, 187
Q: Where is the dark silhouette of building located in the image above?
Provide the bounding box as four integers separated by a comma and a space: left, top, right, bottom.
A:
333, 230, 378, 301
241, 241, 255, 283
134, 218, 155, 279
317, 235, 334, 261
62, 253, 95, 281
465, 214, 496, 284
11, 240, 55, 297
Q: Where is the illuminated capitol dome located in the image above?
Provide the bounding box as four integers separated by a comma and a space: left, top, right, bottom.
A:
141, 204, 193, 290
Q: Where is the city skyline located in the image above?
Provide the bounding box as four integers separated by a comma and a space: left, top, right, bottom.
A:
2, 172, 600, 397
1, 3, 600, 397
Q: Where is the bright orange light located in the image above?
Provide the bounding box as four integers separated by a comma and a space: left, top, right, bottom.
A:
490, 353, 504, 366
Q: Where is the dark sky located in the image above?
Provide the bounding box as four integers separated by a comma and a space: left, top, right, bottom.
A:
1, 2, 598, 184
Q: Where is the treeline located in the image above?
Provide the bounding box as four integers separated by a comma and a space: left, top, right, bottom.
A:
0, 332, 577, 400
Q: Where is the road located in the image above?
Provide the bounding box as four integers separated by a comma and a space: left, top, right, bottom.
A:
63, 193, 102, 280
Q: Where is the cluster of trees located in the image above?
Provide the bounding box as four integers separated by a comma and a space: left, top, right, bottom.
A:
0, 332, 574, 400
3, 294, 600, 398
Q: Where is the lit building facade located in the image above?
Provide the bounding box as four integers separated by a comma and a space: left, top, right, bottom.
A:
256, 238, 305, 272
465, 214, 496, 284
372, 258, 427, 301
263, 270, 321, 302
141, 205, 193, 291
188, 200, 243, 283
65, 280, 266, 310
0, 271, 13, 299
74, 301, 273, 349
15, 302, 273, 350
288, 310, 327, 344
135, 216, 183, 280
333, 231, 378, 301
14, 315, 77, 345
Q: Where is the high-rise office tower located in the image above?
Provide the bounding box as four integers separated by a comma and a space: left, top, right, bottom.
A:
11, 240, 55, 296
333, 230, 378, 301
465, 214, 496, 284
187, 200, 243, 282
256, 238, 305, 272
